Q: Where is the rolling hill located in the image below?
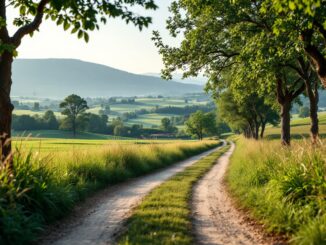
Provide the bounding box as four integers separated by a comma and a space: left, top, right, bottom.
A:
12, 59, 203, 98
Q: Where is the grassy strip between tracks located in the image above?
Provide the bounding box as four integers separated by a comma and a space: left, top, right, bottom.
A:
118, 144, 230, 245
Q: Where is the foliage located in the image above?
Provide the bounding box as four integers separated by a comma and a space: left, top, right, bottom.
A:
118, 143, 227, 245
60, 94, 89, 135
12, 110, 59, 131
227, 137, 326, 244
0, 0, 158, 56
185, 111, 216, 140
160, 117, 178, 133
218, 89, 279, 139
298, 106, 310, 118
0, 140, 218, 244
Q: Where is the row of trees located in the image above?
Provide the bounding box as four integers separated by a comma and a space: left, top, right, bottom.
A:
153, 0, 326, 145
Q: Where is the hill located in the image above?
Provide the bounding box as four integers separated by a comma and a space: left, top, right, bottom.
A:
12, 59, 203, 98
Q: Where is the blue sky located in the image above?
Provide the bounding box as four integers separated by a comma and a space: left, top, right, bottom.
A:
11, 0, 179, 75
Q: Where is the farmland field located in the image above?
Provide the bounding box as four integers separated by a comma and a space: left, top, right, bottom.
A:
125, 113, 178, 128
13, 96, 211, 130
264, 111, 326, 138
13, 136, 197, 153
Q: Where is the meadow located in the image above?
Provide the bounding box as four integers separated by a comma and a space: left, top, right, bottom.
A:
0, 139, 219, 244
227, 137, 326, 244
264, 112, 326, 139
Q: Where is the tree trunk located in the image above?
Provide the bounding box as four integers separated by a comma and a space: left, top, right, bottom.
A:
254, 119, 259, 140
280, 99, 291, 146
301, 31, 326, 88
72, 116, 76, 137
0, 52, 14, 166
260, 121, 266, 139
305, 80, 319, 143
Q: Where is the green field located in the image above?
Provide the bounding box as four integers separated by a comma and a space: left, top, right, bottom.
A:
265, 112, 326, 138
13, 97, 209, 129
125, 113, 178, 128
12, 129, 128, 140
13, 138, 196, 153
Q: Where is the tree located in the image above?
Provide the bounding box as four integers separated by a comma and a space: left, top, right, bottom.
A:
43, 110, 59, 129
0, 0, 157, 165
85, 113, 108, 134
299, 106, 310, 118
185, 111, 216, 140
217, 90, 279, 139
33, 102, 40, 111
60, 94, 88, 136
153, 0, 304, 145
270, 0, 326, 88
160, 117, 178, 133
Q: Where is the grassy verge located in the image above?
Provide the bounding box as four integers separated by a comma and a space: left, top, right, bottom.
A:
118, 144, 229, 245
0, 140, 219, 244
226, 137, 326, 245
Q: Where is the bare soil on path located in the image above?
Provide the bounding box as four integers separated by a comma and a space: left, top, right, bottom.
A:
40, 144, 224, 245
192, 142, 280, 245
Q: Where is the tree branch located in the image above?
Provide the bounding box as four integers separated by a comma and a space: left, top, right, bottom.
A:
11, 0, 49, 46
291, 82, 306, 100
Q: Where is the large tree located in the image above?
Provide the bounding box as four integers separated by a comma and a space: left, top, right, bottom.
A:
270, 0, 326, 88
185, 111, 216, 140
0, 0, 157, 164
60, 94, 88, 136
153, 0, 308, 145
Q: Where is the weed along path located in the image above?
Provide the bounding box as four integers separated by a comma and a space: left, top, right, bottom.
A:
41, 143, 225, 245
192, 142, 269, 245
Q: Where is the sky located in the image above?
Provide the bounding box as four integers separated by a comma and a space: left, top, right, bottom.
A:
8, 0, 180, 75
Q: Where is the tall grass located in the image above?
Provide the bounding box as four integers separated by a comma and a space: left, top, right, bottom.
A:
0, 140, 218, 244
227, 137, 326, 244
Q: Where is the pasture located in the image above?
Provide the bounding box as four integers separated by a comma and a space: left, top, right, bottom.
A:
265, 111, 326, 139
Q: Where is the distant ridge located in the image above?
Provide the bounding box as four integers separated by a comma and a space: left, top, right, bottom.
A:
12, 59, 203, 98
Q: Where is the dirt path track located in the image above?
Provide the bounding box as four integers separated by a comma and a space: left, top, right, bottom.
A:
40, 144, 224, 245
192, 142, 272, 245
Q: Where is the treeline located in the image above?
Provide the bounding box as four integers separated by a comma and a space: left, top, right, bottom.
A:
13, 111, 59, 131
155, 0, 326, 145
120, 104, 215, 122
12, 111, 172, 138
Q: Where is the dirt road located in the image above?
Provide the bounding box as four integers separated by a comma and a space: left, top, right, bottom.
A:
41, 144, 224, 245
192, 142, 271, 245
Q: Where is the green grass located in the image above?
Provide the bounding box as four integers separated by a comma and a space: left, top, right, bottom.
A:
265, 112, 326, 139
125, 113, 178, 128
226, 137, 326, 244
118, 143, 228, 245
13, 109, 62, 117
12, 129, 131, 140
0, 140, 219, 244
12, 137, 198, 153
